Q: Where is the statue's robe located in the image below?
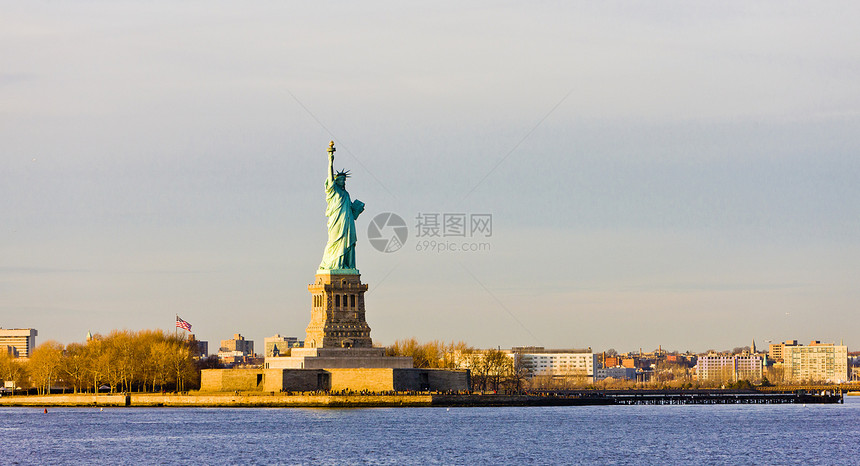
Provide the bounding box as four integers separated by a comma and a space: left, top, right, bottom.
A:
319, 176, 364, 270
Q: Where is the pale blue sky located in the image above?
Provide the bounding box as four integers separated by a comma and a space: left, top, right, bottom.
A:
2, 1, 859, 353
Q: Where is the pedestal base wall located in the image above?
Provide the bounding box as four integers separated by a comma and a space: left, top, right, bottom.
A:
201, 368, 470, 393
264, 348, 413, 370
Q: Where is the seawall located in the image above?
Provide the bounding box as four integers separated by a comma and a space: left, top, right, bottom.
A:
0, 393, 433, 408
0, 393, 595, 408
0, 394, 129, 407
130, 393, 432, 407
0, 390, 843, 408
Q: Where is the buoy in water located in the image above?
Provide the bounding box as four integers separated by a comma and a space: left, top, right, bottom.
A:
43, 408, 47, 414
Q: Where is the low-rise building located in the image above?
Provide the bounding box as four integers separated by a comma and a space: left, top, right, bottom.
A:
849, 352, 860, 381
511, 347, 597, 380
264, 334, 303, 357
0, 328, 37, 358
595, 367, 637, 381
783, 342, 848, 383
188, 334, 208, 359
220, 333, 254, 356
768, 340, 799, 363
219, 334, 254, 365
697, 354, 763, 383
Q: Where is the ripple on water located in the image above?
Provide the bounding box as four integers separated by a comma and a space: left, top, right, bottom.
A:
1, 401, 859, 464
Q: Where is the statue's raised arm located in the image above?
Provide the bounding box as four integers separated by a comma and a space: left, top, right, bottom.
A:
327, 140, 336, 181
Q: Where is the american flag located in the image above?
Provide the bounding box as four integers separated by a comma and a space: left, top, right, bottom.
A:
176, 316, 192, 332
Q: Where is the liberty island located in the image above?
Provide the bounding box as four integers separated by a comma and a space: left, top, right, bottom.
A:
197, 142, 469, 392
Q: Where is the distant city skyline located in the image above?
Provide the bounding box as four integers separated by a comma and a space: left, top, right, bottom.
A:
2, 2, 859, 352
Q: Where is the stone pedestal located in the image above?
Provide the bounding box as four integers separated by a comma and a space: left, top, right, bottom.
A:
265, 348, 413, 369
265, 270, 414, 371
305, 271, 372, 349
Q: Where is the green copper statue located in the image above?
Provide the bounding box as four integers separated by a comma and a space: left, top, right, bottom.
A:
319, 141, 365, 272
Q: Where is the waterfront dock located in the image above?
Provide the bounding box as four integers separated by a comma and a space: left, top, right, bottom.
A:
435, 389, 843, 406
596, 389, 843, 405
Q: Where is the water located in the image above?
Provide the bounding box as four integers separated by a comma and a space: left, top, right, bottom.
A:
3, 398, 860, 465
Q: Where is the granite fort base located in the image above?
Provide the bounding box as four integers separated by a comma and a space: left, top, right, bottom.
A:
265, 348, 412, 369
201, 368, 470, 393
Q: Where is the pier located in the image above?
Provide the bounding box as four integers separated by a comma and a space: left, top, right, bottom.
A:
526, 389, 844, 405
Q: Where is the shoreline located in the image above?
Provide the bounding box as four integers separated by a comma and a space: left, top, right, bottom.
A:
0, 390, 844, 408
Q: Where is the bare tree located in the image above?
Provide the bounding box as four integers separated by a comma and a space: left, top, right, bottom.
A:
151, 340, 174, 392
0, 350, 27, 388
27, 341, 64, 395
388, 338, 474, 369
61, 343, 90, 393
168, 342, 195, 392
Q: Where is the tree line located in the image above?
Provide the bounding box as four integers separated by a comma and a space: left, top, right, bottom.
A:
383, 339, 780, 392
0, 330, 199, 395
385, 338, 525, 393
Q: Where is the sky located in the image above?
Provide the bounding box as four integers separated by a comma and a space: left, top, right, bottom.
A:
2, 1, 859, 353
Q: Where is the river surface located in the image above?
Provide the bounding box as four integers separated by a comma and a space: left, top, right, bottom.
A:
3, 397, 859, 465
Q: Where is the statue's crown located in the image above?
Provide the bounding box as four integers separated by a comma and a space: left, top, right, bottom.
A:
335, 169, 351, 178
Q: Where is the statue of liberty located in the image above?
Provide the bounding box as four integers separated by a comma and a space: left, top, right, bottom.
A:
319, 141, 365, 271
